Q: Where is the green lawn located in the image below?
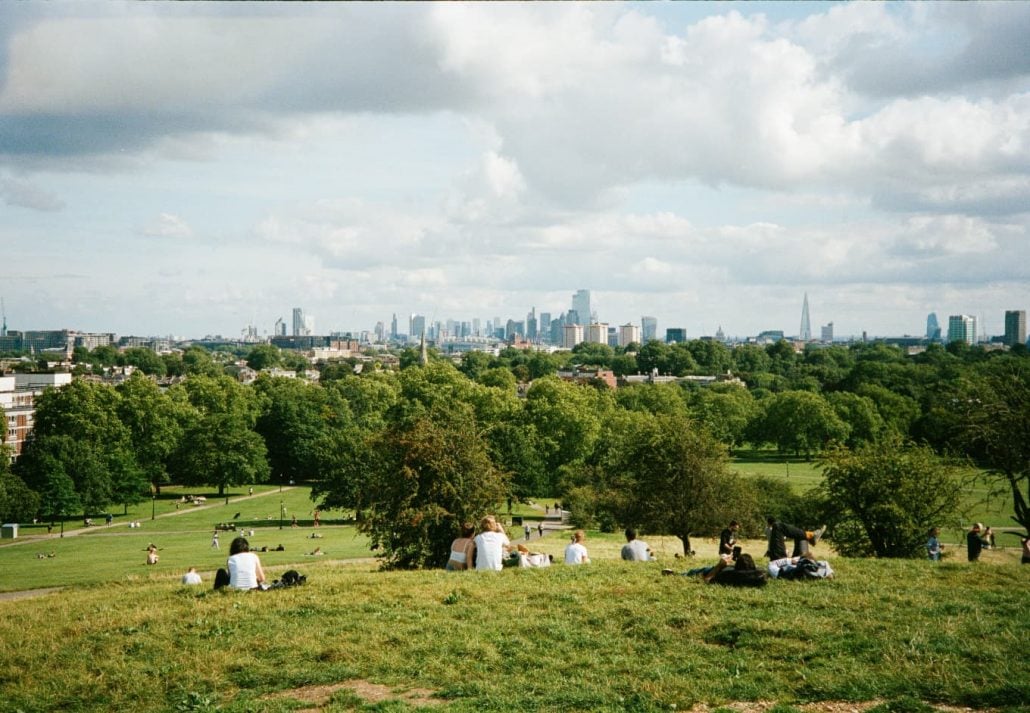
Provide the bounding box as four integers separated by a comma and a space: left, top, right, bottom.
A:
1, 555, 1026, 713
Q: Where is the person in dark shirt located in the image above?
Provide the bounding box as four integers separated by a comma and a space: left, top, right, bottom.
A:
719, 521, 740, 557
966, 523, 987, 562
765, 517, 825, 559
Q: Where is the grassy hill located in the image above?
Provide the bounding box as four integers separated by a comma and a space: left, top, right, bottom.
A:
1, 552, 1027, 713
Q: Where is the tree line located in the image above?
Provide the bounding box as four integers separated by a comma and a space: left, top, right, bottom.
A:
1, 339, 1027, 565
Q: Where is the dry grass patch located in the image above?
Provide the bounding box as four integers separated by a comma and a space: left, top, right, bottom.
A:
264, 679, 443, 711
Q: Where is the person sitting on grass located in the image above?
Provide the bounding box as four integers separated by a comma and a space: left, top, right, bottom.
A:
145, 544, 159, 565
564, 530, 590, 565
767, 552, 834, 580
473, 515, 511, 571
663, 553, 767, 587
621, 528, 653, 561
446, 523, 476, 572
214, 536, 266, 591
181, 567, 202, 585
765, 517, 826, 559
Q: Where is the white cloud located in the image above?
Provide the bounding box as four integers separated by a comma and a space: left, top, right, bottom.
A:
143, 213, 193, 239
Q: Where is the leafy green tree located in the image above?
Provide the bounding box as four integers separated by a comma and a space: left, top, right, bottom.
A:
524, 376, 610, 492
666, 343, 699, 376
119, 347, 167, 376
732, 344, 771, 375
253, 375, 335, 484
597, 411, 740, 555
826, 391, 885, 446
526, 352, 564, 380
89, 345, 119, 368
685, 340, 732, 375
635, 340, 670, 375
246, 344, 282, 371
687, 386, 756, 447
115, 373, 184, 494
17, 379, 147, 514
478, 367, 517, 391
320, 408, 509, 569
955, 359, 1030, 534
169, 375, 269, 494
459, 351, 494, 381
0, 444, 40, 523
181, 346, 224, 376
571, 342, 613, 367
609, 354, 637, 377
820, 438, 964, 557
750, 390, 849, 456
615, 383, 687, 416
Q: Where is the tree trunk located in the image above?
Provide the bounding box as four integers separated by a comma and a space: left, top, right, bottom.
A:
678, 533, 693, 557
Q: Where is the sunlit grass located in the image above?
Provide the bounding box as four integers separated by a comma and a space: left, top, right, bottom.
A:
0, 556, 1026, 713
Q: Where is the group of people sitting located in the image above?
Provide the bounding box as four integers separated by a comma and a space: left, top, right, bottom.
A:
447, 516, 597, 571
661, 518, 833, 587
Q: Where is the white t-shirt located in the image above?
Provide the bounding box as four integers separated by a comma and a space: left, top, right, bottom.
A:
227, 552, 262, 590
474, 530, 510, 571
565, 542, 589, 564
181, 571, 202, 585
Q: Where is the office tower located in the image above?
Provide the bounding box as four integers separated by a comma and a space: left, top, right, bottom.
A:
947, 315, 977, 345
472, 318, 480, 337
303, 315, 315, 336
292, 308, 304, 336
566, 308, 580, 326
800, 293, 811, 341
926, 313, 941, 341
619, 323, 641, 347
410, 314, 426, 339
641, 316, 657, 343
527, 308, 537, 340
821, 322, 834, 343
374, 321, 385, 342
572, 289, 591, 325
1004, 310, 1027, 347
666, 328, 686, 343
562, 323, 584, 349
273, 317, 285, 337
391, 313, 398, 339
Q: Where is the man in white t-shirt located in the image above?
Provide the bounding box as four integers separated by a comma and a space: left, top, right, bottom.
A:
474, 515, 511, 571
181, 567, 202, 585
565, 530, 590, 564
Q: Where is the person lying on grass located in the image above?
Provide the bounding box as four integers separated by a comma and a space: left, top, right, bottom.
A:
767, 552, 834, 580
663, 552, 767, 587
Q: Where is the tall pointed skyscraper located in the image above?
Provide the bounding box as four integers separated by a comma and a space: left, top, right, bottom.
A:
799, 293, 811, 341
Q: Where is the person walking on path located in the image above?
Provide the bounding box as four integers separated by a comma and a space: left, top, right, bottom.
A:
537, 522, 544, 538
211, 531, 220, 549
524, 524, 531, 541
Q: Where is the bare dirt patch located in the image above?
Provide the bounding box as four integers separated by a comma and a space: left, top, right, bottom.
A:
685, 702, 989, 713
264, 679, 442, 711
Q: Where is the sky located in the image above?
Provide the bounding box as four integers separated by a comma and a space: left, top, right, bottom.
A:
0, 1, 1028, 341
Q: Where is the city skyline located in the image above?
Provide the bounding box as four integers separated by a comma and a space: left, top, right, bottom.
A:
2, 3, 1028, 338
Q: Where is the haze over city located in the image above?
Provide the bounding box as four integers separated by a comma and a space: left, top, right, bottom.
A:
1, 2, 1028, 339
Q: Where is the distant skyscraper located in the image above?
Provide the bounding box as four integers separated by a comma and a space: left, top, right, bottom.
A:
619, 323, 641, 347
391, 313, 398, 339
472, 318, 481, 337
562, 323, 584, 349
821, 322, 834, 343
539, 312, 551, 342
641, 316, 657, 343
527, 308, 537, 340
926, 313, 941, 341
274, 317, 286, 337
666, 328, 686, 343
410, 314, 426, 340
572, 289, 591, 326
292, 308, 304, 337
586, 322, 607, 345
1004, 310, 1027, 347
800, 293, 812, 341
947, 315, 977, 345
